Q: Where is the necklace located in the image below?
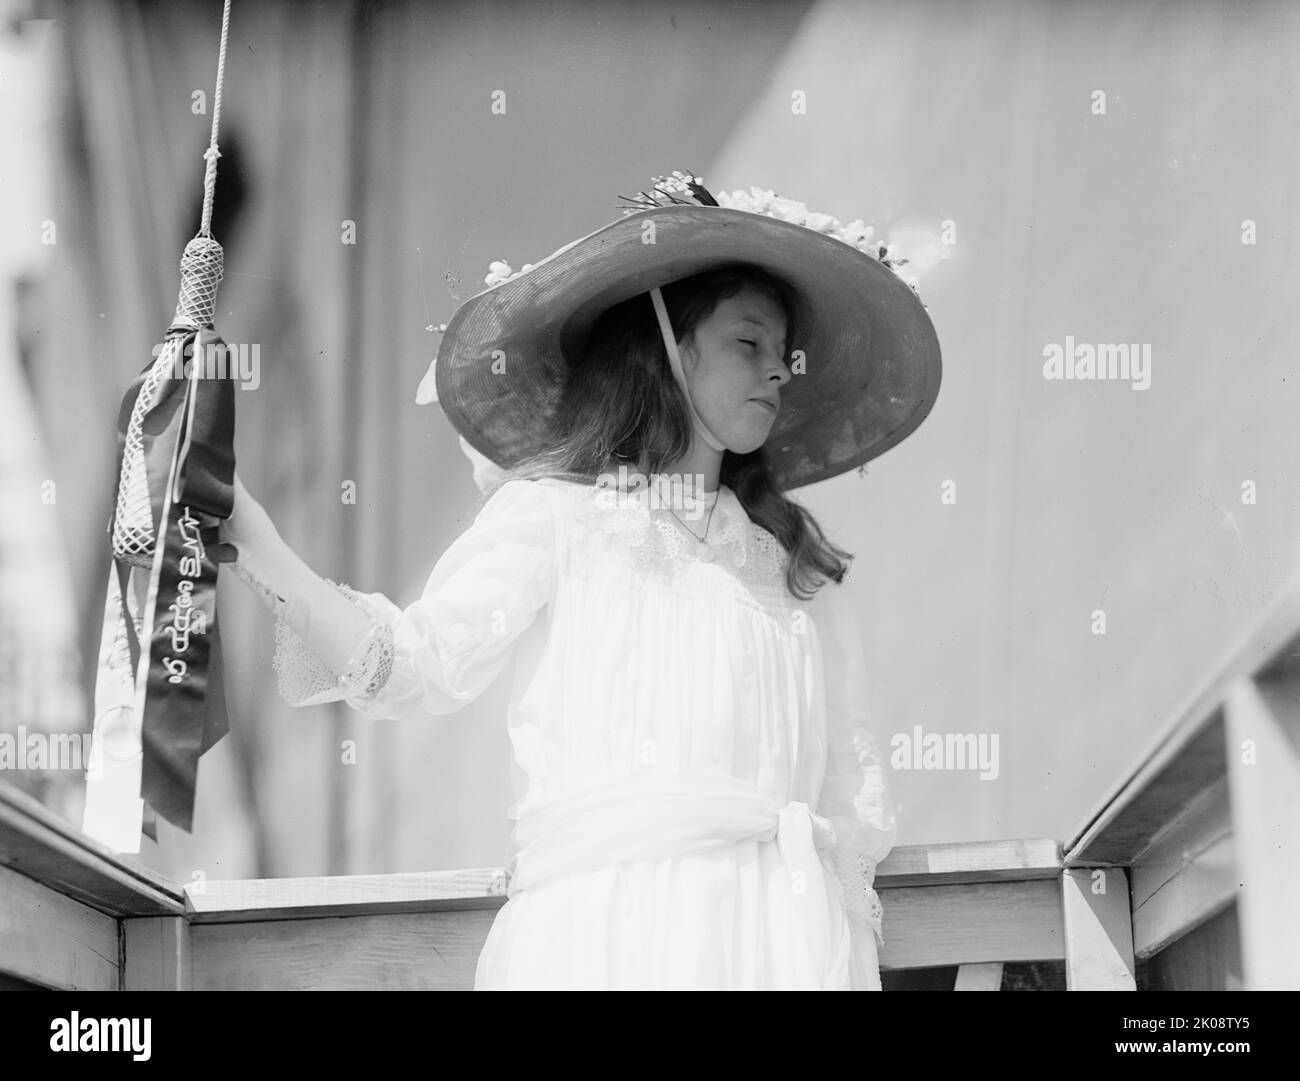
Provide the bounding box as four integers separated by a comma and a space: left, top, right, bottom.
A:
665, 490, 720, 562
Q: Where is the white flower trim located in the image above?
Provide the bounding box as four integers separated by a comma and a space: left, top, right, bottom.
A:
713, 186, 877, 255
712, 188, 949, 296
481, 173, 945, 298
484, 259, 534, 288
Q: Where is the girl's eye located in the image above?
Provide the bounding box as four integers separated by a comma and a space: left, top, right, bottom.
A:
738, 339, 757, 349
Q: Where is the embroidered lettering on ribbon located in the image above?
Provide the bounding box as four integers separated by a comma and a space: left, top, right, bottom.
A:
162, 509, 208, 681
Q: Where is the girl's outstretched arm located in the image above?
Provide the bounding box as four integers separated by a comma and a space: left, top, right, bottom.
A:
221, 473, 375, 674
221, 473, 557, 722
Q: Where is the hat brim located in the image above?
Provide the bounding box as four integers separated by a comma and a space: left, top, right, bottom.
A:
433, 205, 941, 490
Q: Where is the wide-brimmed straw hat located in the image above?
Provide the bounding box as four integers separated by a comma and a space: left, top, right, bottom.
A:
419, 173, 943, 491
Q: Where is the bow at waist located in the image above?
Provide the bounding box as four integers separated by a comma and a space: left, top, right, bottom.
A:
506, 769, 836, 895
505, 768, 854, 988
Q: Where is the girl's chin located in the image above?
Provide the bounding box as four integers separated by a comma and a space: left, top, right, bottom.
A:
726, 430, 775, 455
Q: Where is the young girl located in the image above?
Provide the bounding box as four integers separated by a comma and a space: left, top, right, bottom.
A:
220, 174, 941, 990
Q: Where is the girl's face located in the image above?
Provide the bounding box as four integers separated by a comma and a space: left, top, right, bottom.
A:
681, 285, 791, 454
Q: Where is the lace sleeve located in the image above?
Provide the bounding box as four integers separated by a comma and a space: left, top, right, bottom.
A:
232, 478, 555, 723
812, 580, 898, 949
272, 582, 395, 707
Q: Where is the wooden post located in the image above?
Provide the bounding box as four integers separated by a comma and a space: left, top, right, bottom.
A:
122, 916, 191, 990
0, 862, 119, 990
1061, 866, 1135, 990
1224, 674, 1300, 991
954, 962, 1003, 990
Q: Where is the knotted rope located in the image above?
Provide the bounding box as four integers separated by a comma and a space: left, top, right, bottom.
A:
112, 0, 231, 565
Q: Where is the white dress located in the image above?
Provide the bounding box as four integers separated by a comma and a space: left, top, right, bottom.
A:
275, 476, 898, 990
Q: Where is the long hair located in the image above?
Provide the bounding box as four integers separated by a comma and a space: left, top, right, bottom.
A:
484, 263, 852, 600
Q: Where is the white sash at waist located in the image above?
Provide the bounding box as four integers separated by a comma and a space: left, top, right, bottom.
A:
505, 768, 852, 988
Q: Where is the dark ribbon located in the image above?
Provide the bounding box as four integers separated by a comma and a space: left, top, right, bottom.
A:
111, 323, 234, 832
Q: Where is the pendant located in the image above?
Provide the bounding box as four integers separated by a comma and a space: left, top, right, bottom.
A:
696, 540, 715, 562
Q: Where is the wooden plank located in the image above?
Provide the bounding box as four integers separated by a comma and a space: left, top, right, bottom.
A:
1066, 571, 1300, 864
1130, 777, 1236, 958
1061, 867, 1135, 989
181, 877, 1066, 987
183, 842, 1063, 927
0, 782, 183, 917
875, 839, 1061, 886
122, 917, 191, 990
191, 883, 1057, 989
1133, 834, 1235, 960
953, 962, 1003, 990
878, 880, 1064, 969
1065, 716, 1226, 867
189, 909, 499, 990
184, 867, 509, 923
1224, 674, 1300, 991
1129, 777, 1232, 912
0, 862, 119, 990
1140, 904, 1243, 991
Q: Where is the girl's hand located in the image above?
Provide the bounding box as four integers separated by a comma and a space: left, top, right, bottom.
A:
218, 473, 279, 565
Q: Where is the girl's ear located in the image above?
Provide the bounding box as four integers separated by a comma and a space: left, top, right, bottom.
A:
678, 335, 700, 374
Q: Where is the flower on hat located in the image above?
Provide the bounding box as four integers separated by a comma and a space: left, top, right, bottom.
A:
485, 260, 534, 287
709, 184, 945, 300
713, 186, 883, 259
479, 172, 947, 304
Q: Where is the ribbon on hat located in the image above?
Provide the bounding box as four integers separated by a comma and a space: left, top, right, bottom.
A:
649, 286, 726, 453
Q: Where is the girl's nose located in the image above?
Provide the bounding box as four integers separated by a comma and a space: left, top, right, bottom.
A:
766, 351, 792, 387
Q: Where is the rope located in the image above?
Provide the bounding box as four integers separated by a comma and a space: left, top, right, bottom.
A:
113, 0, 233, 564
199, 0, 232, 237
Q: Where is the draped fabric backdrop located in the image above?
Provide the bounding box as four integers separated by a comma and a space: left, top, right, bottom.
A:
0, 12, 85, 826
30, 0, 812, 878
13, 0, 1300, 881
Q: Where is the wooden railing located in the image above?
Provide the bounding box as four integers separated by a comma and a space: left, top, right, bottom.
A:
3, 574, 1299, 990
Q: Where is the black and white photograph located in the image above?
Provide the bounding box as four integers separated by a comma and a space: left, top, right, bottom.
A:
0, 0, 1296, 1025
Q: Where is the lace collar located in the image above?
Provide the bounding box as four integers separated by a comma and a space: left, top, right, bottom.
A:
565, 477, 780, 578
